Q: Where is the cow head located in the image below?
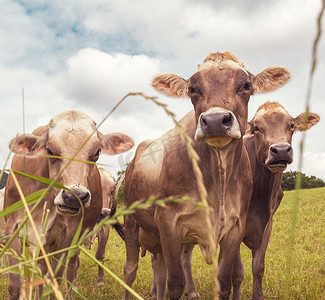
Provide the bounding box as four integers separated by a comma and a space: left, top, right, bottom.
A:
9, 110, 133, 216
247, 102, 320, 172
152, 52, 291, 149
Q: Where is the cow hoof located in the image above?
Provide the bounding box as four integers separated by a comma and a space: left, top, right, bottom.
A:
97, 281, 104, 288
185, 291, 200, 299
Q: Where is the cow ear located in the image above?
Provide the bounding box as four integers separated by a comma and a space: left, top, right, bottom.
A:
32, 125, 49, 136
9, 134, 46, 155
152, 73, 188, 98
253, 66, 291, 94
99, 133, 134, 154
294, 112, 320, 131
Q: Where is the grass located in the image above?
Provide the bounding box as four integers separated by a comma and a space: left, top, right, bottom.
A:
1, 187, 324, 299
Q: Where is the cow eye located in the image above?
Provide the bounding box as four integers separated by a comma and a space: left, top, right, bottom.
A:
46, 148, 59, 164
188, 86, 201, 96
254, 126, 261, 133
47, 148, 54, 156
289, 123, 295, 130
89, 149, 101, 162
238, 82, 252, 93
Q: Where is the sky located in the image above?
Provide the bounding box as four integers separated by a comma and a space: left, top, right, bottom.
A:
0, 0, 324, 180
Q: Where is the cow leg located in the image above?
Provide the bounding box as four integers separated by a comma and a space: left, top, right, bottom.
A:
42, 254, 65, 300
158, 211, 185, 300
96, 225, 110, 287
182, 244, 199, 299
218, 226, 243, 300
252, 220, 272, 300
151, 253, 167, 300
66, 254, 80, 300
6, 224, 21, 300
8, 255, 20, 300
150, 254, 157, 298
150, 244, 199, 299
34, 258, 48, 299
232, 248, 244, 300
123, 214, 140, 300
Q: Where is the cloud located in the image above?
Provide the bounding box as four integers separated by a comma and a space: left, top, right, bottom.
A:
287, 152, 325, 181
64, 48, 162, 114
0, 0, 324, 180
0, 63, 72, 165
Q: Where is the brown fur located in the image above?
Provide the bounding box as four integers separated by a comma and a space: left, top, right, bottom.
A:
123, 53, 291, 300
235, 102, 320, 299
201, 51, 245, 69
4, 111, 133, 299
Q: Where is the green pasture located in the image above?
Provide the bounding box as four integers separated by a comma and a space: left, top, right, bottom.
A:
1, 187, 324, 299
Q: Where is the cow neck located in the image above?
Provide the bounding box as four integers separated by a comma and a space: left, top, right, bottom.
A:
253, 150, 283, 215
210, 139, 243, 237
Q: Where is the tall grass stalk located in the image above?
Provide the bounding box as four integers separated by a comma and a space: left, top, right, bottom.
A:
284, 1, 325, 298
8, 169, 63, 300
1, 91, 218, 299
136, 93, 220, 298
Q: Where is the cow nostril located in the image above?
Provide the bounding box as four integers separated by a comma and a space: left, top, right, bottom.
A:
62, 190, 90, 206
287, 146, 292, 153
200, 116, 208, 128
270, 146, 278, 154
78, 192, 89, 202
222, 113, 233, 126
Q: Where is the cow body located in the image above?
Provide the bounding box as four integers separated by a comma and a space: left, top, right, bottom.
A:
232, 102, 320, 299
123, 52, 291, 300
4, 110, 133, 299
84, 167, 116, 287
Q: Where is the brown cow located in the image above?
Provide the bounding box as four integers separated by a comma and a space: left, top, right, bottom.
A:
83, 167, 116, 287
123, 52, 291, 300
4, 110, 133, 299
152, 102, 320, 299
232, 102, 320, 299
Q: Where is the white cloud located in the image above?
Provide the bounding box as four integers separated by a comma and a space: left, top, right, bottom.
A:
64, 48, 161, 114
0, 63, 71, 167
287, 152, 325, 181
0, 0, 324, 180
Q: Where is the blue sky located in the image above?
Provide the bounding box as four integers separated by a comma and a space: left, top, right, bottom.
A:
0, 0, 324, 179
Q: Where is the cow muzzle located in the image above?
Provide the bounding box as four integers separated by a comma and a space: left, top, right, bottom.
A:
195, 107, 241, 148
265, 143, 293, 172
54, 185, 91, 216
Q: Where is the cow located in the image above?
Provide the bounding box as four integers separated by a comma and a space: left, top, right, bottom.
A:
232, 102, 320, 299
3, 110, 134, 300
84, 167, 126, 287
122, 52, 291, 300
150, 102, 320, 299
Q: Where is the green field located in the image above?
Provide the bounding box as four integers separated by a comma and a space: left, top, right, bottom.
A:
1, 187, 324, 299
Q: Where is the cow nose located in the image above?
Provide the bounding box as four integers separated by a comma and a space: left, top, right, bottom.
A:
270, 144, 293, 157
62, 189, 90, 207
200, 112, 234, 132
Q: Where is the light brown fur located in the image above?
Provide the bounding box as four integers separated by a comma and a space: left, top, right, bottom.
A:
123, 52, 291, 300
4, 110, 133, 300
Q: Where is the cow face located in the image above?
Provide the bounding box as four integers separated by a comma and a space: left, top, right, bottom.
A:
152, 52, 291, 149
10, 110, 133, 216
248, 102, 320, 172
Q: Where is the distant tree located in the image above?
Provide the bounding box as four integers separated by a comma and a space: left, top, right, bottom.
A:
281, 171, 296, 191
308, 175, 325, 189
281, 171, 325, 191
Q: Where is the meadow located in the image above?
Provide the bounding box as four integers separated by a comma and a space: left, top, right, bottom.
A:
1, 187, 324, 299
